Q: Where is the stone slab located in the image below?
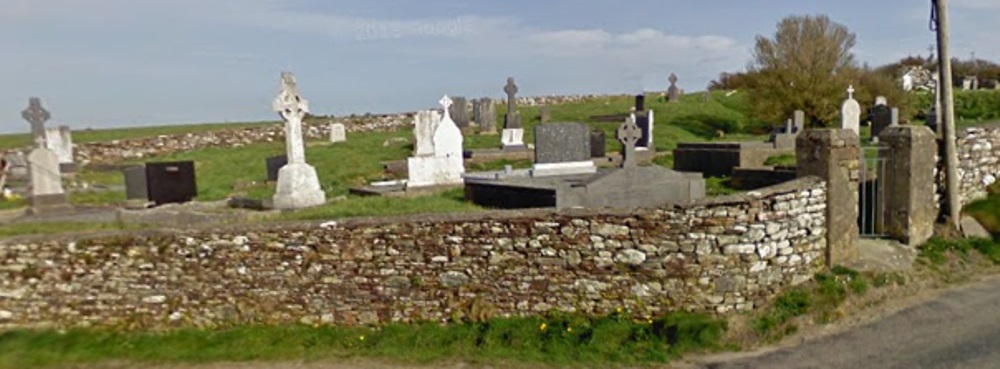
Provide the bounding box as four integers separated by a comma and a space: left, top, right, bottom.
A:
961, 215, 992, 239
534, 122, 591, 164
273, 162, 326, 209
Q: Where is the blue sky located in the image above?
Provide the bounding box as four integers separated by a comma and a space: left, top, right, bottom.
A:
1, 0, 997, 133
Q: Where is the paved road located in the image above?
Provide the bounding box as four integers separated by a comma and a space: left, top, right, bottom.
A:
696, 275, 1000, 369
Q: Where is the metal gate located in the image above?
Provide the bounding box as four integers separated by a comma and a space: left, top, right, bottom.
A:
859, 146, 889, 237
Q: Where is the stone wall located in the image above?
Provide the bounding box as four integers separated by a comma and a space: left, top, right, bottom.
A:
0, 177, 826, 329
955, 124, 1000, 205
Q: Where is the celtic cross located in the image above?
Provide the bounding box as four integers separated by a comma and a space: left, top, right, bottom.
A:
617, 115, 642, 169
440, 95, 453, 120
503, 77, 518, 116
273, 72, 309, 164
22, 97, 50, 147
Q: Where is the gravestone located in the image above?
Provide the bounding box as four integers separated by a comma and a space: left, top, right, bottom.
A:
501, 77, 526, 151
794, 110, 805, 131
840, 85, 861, 136
413, 110, 440, 157
477, 98, 497, 134
449, 96, 470, 128
632, 109, 655, 150
265, 155, 288, 182
22, 97, 50, 147
271, 72, 326, 209
531, 122, 595, 176
874, 95, 888, 106
145, 161, 197, 205
891, 107, 899, 126
618, 116, 642, 168
539, 105, 550, 123
44, 126, 75, 174
26, 147, 69, 214
329, 122, 346, 143
667, 73, 681, 103
870, 103, 893, 140
3, 152, 28, 179
635, 94, 645, 111
407, 96, 465, 187
590, 130, 606, 158
123, 165, 148, 201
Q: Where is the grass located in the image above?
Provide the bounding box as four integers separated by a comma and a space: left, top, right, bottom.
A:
279, 189, 481, 221
0, 221, 146, 238
965, 184, 1000, 237
0, 312, 726, 369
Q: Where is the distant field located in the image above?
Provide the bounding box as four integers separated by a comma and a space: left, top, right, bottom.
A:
0, 121, 277, 149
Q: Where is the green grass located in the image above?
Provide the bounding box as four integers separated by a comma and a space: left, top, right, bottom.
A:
965, 184, 1000, 237
0, 312, 726, 368
764, 154, 797, 167
706, 177, 739, 196
0, 221, 145, 238
280, 189, 481, 221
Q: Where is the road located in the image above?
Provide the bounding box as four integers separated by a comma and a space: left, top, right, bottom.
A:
693, 274, 1000, 369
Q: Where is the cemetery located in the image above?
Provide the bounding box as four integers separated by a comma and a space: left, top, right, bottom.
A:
2, 26, 1000, 367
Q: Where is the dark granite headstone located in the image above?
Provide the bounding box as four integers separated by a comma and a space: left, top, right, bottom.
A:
634, 94, 645, 111
145, 161, 197, 205
123, 166, 148, 200
534, 122, 591, 164
590, 130, 606, 158
870, 104, 893, 138
635, 112, 651, 149
450, 96, 470, 128
265, 155, 288, 182
503, 77, 522, 129
22, 97, 50, 147
478, 99, 497, 134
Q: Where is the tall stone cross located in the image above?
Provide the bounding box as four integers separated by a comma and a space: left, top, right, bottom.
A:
617, 116, 642, 169
22, 97, 50, 148
504, 77, 518, 116
273, 72, 310, 165
668, 73, 678, 86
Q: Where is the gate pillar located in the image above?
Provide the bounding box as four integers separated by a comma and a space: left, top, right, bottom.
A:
880, 125, 937, 246
797, 129, 861, 267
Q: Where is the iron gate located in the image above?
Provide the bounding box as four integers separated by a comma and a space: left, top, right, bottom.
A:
859, 146, 889, 237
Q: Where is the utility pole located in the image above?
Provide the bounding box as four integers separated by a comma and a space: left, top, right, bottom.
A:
933, 0, 961, 228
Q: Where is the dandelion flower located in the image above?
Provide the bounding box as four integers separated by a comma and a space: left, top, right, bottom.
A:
616, 307, 623, 314
540, 323, 548, 331
566, 327, 573, 332
359, 335, 366, 341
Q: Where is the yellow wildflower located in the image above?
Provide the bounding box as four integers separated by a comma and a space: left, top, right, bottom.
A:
566, 327, 573, 333
616, 307, 623, 314
359, 335, 365, 341
540, 323, 547, 331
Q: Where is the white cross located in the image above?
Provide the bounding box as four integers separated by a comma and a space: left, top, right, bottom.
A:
439, 95, 453, 119
847, 85, 855, 100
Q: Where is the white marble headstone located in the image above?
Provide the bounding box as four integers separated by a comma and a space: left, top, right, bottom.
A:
406, 96, 465, 187
27, 148, 64, 196
44, 127, 73, 166
432, 96, 463, 158
413, 110, 439, 157
329, 122, 346, 143
840, 85, 861, 136
874, 95, 888, 106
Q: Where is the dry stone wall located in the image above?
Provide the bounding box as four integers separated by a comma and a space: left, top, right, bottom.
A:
955, 124, 1000, 205
0, 178, 826, 329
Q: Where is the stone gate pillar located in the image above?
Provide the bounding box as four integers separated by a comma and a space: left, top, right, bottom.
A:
880, 125, 936, 246
796, 129, 860, 267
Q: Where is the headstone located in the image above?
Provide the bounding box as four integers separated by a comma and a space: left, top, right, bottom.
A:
123, 165, 148, 201
794, 110, 805, 132
22, 97, 50, 147
840, 85, 861, 136
265, 155, 288, 182
972, 77, 979, 90
329, 122, 346, 143
870, 103, 893, 139
271, 72, 326, 209
413, 110, 440, 156
45, 126, 75, 174
667, 73, 681, 103
501, 77, 526, 150
635, 94, 646, 111
145, 161, 197, 205
617, 116, 642, 168
891, 107, 899, 126
3, 152, 28, 179
539, 105, 550, 124
449, 96, 470, 128
632, 109, 655, 150
874, 95, 888, 106
406, 95, 465, 187
477, 98, 497, 134
590, 130, 606, 158
531, 122, 595, 176
962, 78, 972, 91
26, 147, 69, 214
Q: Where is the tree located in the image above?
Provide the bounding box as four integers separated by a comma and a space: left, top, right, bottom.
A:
744, 15, 858, 128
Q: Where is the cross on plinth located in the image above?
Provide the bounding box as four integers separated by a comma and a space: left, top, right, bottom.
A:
617, 116, 642, 169
846, 85, 855, 100
272, 72, 310, 164
503, 77, 518, 116
668, 73, 678, 86
440, 95, 453, 120
22, 97, 50, 147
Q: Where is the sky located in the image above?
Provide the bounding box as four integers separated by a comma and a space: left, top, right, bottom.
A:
1, 0, 997, 133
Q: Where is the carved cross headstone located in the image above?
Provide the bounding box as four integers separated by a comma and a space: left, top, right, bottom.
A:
504, 77, 518, 116
841, 85, 861, 136
22, 97, 51, 147
667, 73, 681, 103
273, 72, 309, 164
440, 95, 453, 121
617, 116, 642, 169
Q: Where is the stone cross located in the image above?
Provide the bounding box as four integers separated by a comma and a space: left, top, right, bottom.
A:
440, 95, 453, 120
504, 77, 518, 116
841, 85, 861, 136
847, 85, 855, 100
617, 116, 642, 169
667, 73, 681, 102
273, 72, 309, 165
22, 97, 51, 147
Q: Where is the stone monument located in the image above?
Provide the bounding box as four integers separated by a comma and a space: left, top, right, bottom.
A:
667, 73, 681, 102
22, 97, 50, 146
475, 98, 497, 135
406, 96, 465, 187
44, 125, 75, 174
531, 122, 596, 176
840, 85, 860, 136
271, 72, 326, 210
26, 147, 70, 214
501, 77, 526, 151
329, 122, 346, 143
